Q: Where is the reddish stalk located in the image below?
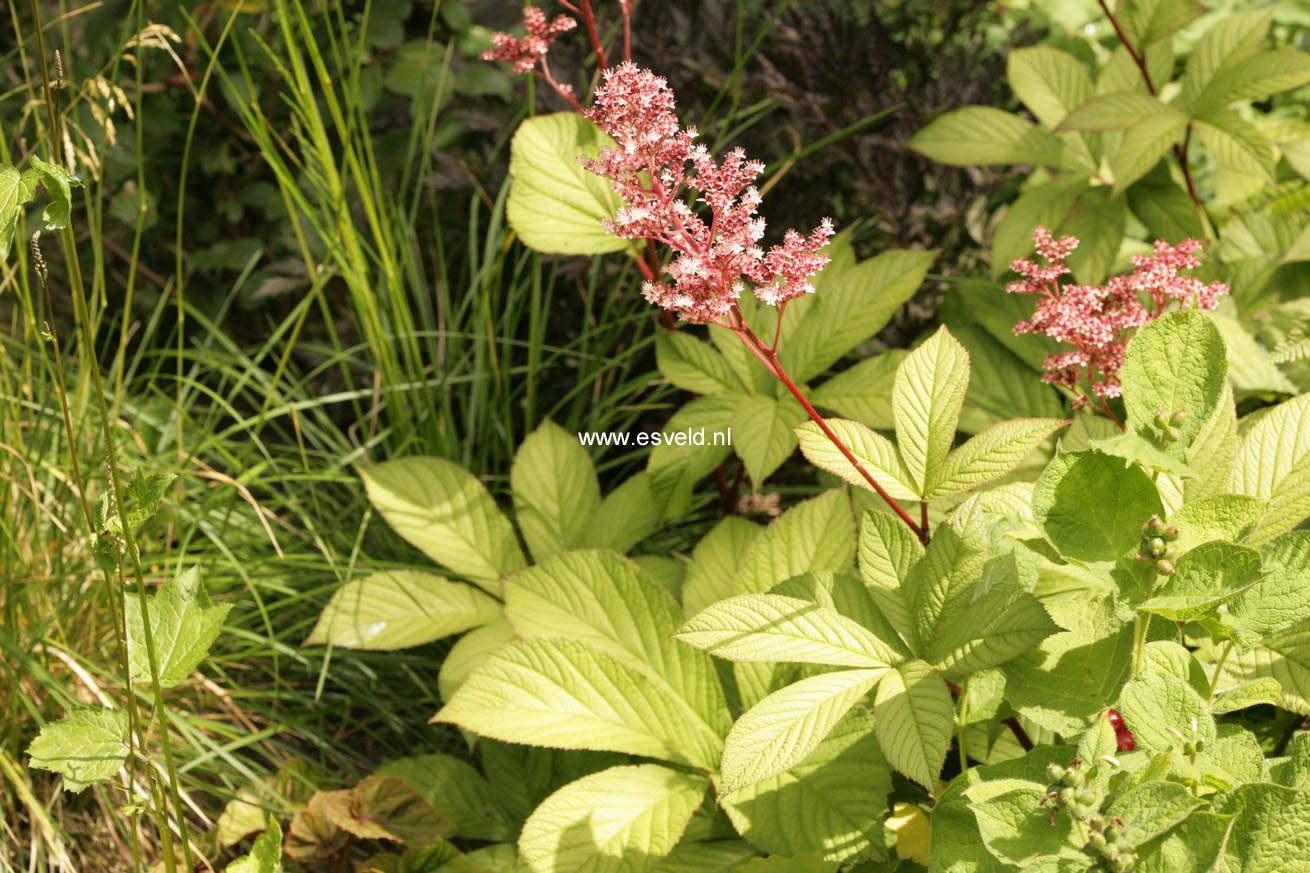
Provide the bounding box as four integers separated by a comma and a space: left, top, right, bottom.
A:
578, 0, 609, 70
728, 311, 927, 543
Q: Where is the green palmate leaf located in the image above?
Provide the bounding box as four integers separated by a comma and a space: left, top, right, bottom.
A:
1179, 8, 1272, 105
434, 638, 723, 770
676, 594, 899, 668
809, 351, 906, 431
1007, 46, 1093, 130
929, 418, 1066, 500
771, 572, 912, 660
908, 107, 1068, 168
361, 457, 525, 592
647, 395, 738, 518
793, 419, 917, 501
306, 570, 500, 650
125, 566, 232, 687
1194, 111, 1276, 182
1005, 596, 1133, 735
517, 765, 707, 873
893, 326, 970, 495
655, 328, 747, 395
991, 174, 1090, 281
580, 472, 662, 554
966, 779, 1081, 867
437, 620, 515, 702
719, 713, 893, 863
734, 394, 807, 487
511, 419, 601, 562
681, 516, 760, 617
857, 511, 923, 647
1231, 393, 1310, 544
504, 550, 730, 735
506, 113, 625, 255
1139, 541, 1262, 621
905, 513, 987, 646
720, 668, 886, 792
1099, 40, 1175, 97
26, 707, 129, 793
872, 659, 953, 791
227, 819, 283, 873
927, 584, 1061, 678
1189, 46, 1310, 115
1117, 672, 1217, 755
1222, 783, 1310, 872
1034, 450, 1164, 562
376, 754, 514, 842
1057, 90, 1165, 132
735, 489, 856, 596
1226, 532, 1310, 644
26, 155, 81, 230
1110, 106, 1190, 194
780, 245, 935, 383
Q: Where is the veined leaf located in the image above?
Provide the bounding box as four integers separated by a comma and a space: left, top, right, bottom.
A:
1057, 91, 1165, 132
580, 472, 662, 554
735, 489, 857, 595
1034, 450, 1164, 563
1008, 46, 1093, 130
771, 572, 912, 660
1117, 671, 1217, 755
734, 394, 807, 487
1140, 541, 1262, 621
909, 107, 1069, 168
1180, 8, 1272, 107
26, 707, 129, 793
506, 113, 626, 255
793, 419, 918, 501
809, 351, 906, 431
512, 419, 601, 562
361, 457, 525, 592
720, 668, 886, 792
1231, 393, 1310, 544
1226, 532, 1310, 644
1110, 105, 1189, 194
125, 566, 232, 687
1222, 783, 1310, 872
893, 326, 971, 495
376, 754, 514, 842
1194, 111, 1276, 182
504, 550, 730, 734
872, 659, 953, 791
857, 511, 923, 647
434, 638, 723, 770
927, 584, 1061, 678
905, 514, 987, 647
1189, 45, 1310, 114
518, 765, 707, 873
437, 620, 515, 702
681, 516, 760, 617
0, 165, 37, 261
647, 395, 738, 519
676, 594, 899, 668
656, 328, 747, 395
227, 818, 283, 873
26, 155, 81, 230
306, 570, 499, 650
966, 779, 1081, 866
929, 418, 1065, 500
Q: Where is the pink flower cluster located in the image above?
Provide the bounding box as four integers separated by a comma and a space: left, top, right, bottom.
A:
585, 62, 834, 323
1008, 227, 1228, 403
480, 7, 577, 76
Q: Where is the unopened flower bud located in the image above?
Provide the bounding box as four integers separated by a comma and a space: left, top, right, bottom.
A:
1155, 559, 1175, 576
1166, 426, 1181, 441
1169, 409, 1187, 427
1047, 763, 1066, 783
1144, 515, 1166, 536
1148, 537, 1166, 556
1162, 524, 1180, 541
1153, 407, 1168, 428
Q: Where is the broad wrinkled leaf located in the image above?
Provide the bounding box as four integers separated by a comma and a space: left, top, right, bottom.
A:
125, 566, 232, 687
793, 419, 917, 500
511, 419, 601, 561
306, 570, 499, 650
873, 660, 953, 791
26, 707, 129, 792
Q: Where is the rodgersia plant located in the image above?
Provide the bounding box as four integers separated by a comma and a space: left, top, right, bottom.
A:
250, 3, 1310, 871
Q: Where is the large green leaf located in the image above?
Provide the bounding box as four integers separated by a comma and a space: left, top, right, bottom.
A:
1227, 533, 1310, 644
435, 638, 723, 769
676, 594, 899, 668
518, 765, 707, 873
872, 659, 953, 791
682, 516, 761, 617
437, 619, 515, 702
1191, 46, 1310, 114
1033, 450, 1164, 563
1139, 541, 1261, 621
927, 584, 1060, 678
893, 326, 971, 495
1179, 8, 1272, 107
26, 707, 129, 793
904, 513, 988, 647
809, 351, 905, 431
929, 418, 1065, 500
909, 108, 1068, 168
376, 754, 514, 842
361, 457, 525, 592
306, 570, 499, 650
1110, 105, 1189, 194
1221, 783, 1310, 872
780, 246, 936, 383
1117, 671, 1216, 755
647, 395, 738, 518
857, 511, 923, 647
966, 779, 1081, 867
227, 819, 283, 873
1194, 111, 1276, 182
1057, 91, 1166, 132
656, 328, 747, 395
1007, 46, 1093, 130
720, 668, 886, 792
734, 395, 807, 487
0, 165, 36, 261
735, 490, 856, 595
26, 155, 81, 230
504, 550, 730, 734
580, 472, 662, 554
719, 713, 892, 863
1231, 393, 1310, 543
512, 419, 601, 562
507, 113, 626, 255
125, 566, 232, 687
793, 419, 918, 501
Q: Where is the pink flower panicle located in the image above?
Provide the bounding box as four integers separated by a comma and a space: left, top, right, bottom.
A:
1007, 227, 1228, 405
481, 7, 577, 76
585, 61, 833, 323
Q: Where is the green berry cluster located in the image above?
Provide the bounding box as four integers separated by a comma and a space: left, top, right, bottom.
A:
1137, 514, 1179, 575
1043, 758, 1136, 871
1152, 406, 1187, 442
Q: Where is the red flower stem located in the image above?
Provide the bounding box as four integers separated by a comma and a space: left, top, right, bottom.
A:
536, 61, 584, 112
622, 3, 633, 61
1096, 0, 1209, 239
579, 0, 608, 70
731, 313, 927, 543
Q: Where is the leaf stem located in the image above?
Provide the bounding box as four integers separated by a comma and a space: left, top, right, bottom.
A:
1208, 638, 1235, 704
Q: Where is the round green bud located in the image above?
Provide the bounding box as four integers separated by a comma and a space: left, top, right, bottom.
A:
1170, 409, 1187, 427
1153, 409, 1169, 428
1077, 789, 1099, 806
1145, 515, 1166, 535
1155, 559, 1175, 576
1148, 537, 1166, 556
1162, 524, 1180, 541
1166, 426, 1182, 441
1047, 763, 1066, 783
